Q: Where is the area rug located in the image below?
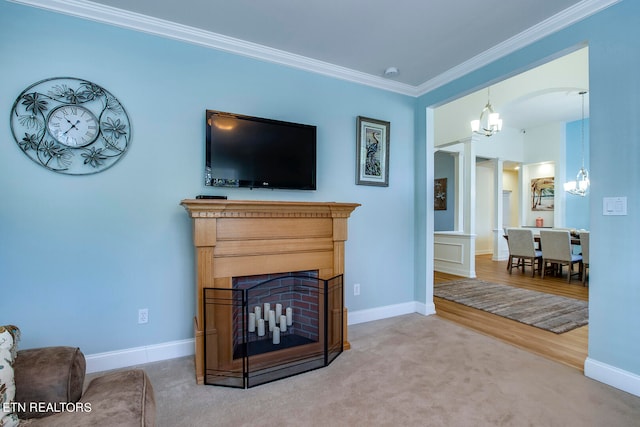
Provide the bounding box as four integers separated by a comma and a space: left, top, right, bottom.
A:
434, 279, 588, 333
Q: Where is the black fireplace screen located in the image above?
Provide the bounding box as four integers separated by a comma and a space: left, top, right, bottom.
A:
203, 273, 343, 388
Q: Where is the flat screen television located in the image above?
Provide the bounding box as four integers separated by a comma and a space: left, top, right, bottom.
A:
205, 110, 317, 190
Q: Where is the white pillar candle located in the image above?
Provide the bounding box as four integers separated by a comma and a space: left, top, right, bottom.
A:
254, 306, 262, 320
272, 327, 280, 344
257, 319, 265, 336
263, 303, 270, 317
280, 315, 287, 332
275, 303, 282, 323
248, 313, 256, 333
286, 307, 293, 326
268, 310, 276, 331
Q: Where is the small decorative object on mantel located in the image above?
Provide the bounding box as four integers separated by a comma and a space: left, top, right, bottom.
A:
356, 116, 390, 187
434, 178, 447, 210
10, 77, 131, 175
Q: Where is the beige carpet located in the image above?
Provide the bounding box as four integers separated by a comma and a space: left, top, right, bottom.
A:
100, 314, 640, 426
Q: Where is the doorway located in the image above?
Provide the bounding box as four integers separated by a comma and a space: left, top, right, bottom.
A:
428, 46, 590, 365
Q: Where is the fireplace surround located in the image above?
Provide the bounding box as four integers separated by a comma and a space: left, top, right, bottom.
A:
181, 199, 359, 384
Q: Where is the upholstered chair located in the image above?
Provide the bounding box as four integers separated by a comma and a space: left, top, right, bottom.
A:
1, 325, 155, 427
580, 231, 590, 285
540, 230, 583, 283
506, 228, 542, 276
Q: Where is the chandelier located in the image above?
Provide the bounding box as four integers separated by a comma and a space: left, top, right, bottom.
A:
564, 91, 590, 196
470, 87, 503, 137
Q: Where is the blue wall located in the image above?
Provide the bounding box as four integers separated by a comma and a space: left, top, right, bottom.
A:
434, 151, 455, 231
417, 0, 640, 380
565, 118, 590, 230
0, 1, 416, 353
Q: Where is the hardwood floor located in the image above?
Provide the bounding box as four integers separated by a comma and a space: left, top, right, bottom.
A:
434, 254, 589, 371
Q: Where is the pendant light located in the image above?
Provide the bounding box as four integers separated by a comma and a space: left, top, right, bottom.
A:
564, 91, 590, 196
470, 87, 503, 137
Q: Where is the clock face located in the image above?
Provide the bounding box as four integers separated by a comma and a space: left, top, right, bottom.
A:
10, 77, 131, 175
46, 105, 99, 147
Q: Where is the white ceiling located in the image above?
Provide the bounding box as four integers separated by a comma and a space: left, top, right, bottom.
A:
501, 89, 589, 130
14, 0, 619, 94
79, 0, 581, 87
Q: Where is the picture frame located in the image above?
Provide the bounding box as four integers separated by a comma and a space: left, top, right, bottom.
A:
434, 178, 447, 210
356, 116, 390, 186
531, 177, 555, 211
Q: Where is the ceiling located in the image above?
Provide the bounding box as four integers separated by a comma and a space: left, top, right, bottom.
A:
15, 0, 619, 94
500, 89, 589, 130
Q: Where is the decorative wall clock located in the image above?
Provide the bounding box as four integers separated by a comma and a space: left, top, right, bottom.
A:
10, 77, 131, 175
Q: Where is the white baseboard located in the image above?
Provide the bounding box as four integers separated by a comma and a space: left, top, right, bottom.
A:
348, 301, 435, 325
475, 249, 493, 255
415, 301, 437, 316
584, 357, 640, 398
85, 338, 194, 374
85, 301, 435, 374
434, 264, 476, 278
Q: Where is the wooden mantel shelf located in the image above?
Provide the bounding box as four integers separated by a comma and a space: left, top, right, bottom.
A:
181, 199, 359, 218
180, 199, 359, 384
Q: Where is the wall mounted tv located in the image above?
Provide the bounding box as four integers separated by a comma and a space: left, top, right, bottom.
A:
205, 110, 317, 190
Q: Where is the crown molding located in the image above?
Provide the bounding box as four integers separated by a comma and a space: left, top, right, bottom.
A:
9, 0, 620, 98
415, 0, 620, 96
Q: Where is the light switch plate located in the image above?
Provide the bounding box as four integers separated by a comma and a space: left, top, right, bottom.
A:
603, 197, 627, 216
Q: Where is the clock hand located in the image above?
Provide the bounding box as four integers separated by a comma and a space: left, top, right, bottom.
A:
62, 120, 81, 135
65, 118, 80, 130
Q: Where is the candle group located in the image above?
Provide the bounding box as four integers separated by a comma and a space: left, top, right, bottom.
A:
248, 304, 294, 344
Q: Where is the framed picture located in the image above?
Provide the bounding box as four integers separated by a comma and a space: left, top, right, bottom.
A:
531, 177, 555, 211
356, 116, 390, 186
434, 178, 447, 210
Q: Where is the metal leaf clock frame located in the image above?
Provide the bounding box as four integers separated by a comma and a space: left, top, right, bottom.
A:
10, 77, 131, 175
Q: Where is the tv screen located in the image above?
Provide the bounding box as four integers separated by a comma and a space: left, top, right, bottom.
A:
205, 110, 317, 190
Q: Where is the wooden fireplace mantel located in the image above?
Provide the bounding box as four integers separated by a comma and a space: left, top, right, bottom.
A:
181, 199, 359, 384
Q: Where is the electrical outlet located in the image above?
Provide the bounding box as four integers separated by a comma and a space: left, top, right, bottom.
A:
354, 283, 360, 296
138, 308, 149, 324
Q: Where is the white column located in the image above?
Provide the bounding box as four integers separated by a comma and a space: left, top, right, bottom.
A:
492, 158, 508, 261
463, 137, 477, 277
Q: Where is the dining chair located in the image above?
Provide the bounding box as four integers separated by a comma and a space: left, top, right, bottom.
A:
580, 231, 590, 285
506, 228, 542, 276
540, 230, 583, 282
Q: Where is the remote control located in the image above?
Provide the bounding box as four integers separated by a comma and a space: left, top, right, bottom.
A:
196, 195, 228, 199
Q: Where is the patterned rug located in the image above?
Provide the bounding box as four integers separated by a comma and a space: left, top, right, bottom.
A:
434, 279, 588, 334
